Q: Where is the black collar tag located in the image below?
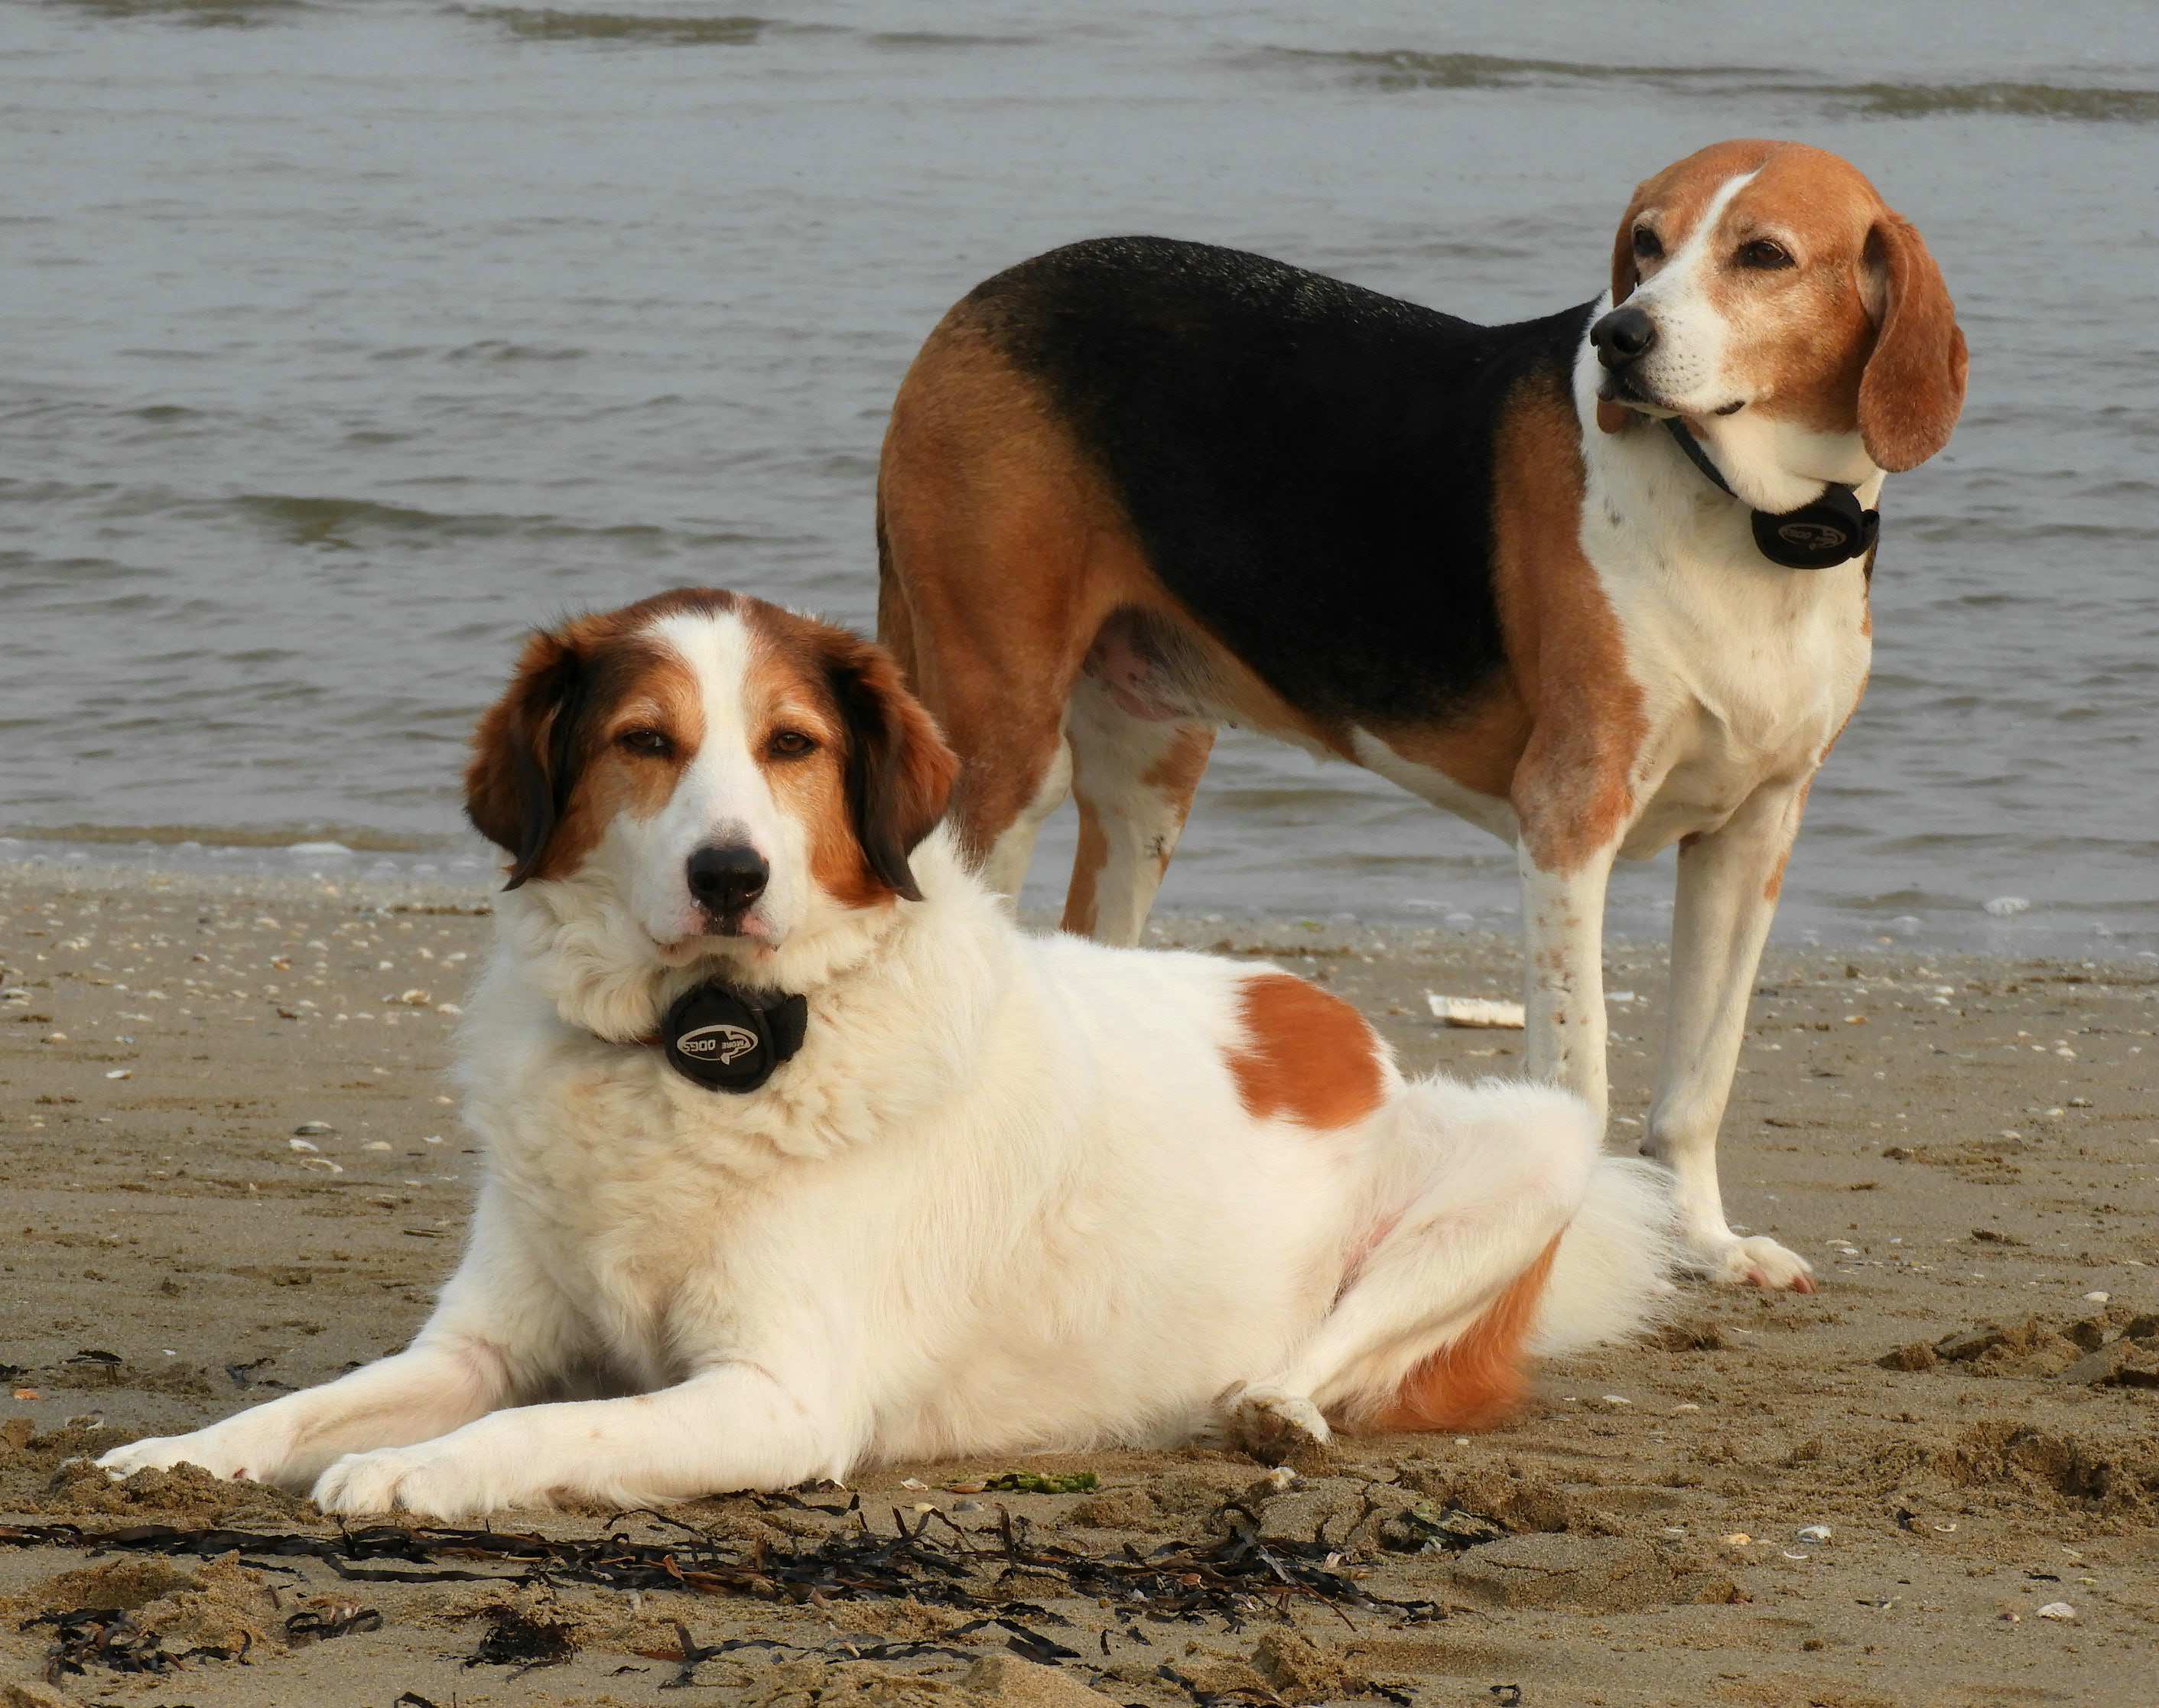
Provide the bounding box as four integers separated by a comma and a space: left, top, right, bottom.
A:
660, 982, 808, 1094
1663, 416, 1878, 571
1750, 487, 1878, 570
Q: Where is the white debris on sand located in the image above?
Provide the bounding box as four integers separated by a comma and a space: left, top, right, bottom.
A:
1426, 994, 1527, 1029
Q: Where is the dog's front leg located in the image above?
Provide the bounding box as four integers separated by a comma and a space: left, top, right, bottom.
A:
1647, 779, 1815, 1290
93, 1333, 519, 1495
312, 1359, 843, 1519
1517, 837, 1619, 1125
97, 1187, 570, 1490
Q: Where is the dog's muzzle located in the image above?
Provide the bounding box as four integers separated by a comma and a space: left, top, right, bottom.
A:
1591, 304, 1657, 371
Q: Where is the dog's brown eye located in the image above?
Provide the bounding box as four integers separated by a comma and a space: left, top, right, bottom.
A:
1631, 225, 1663, 261
618, 727, 671, 756
768, 729, 816, 760
1738, 238, 1793, 270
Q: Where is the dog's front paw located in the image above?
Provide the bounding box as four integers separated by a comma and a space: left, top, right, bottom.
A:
1698, 1233, 1816, 1292
96, 1426, 278, 1485
313, 1442, 530, 1520
1211, 1383, 1332, 1468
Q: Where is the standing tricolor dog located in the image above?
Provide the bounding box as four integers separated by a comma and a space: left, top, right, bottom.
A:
99, 591, 1670, 1517
876, 138, 1967, 1290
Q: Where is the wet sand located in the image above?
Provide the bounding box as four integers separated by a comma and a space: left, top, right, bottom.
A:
2, 860, 2154, 1706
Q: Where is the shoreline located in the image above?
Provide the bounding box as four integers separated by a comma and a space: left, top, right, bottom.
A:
4, 838, 2154, 965
2, 861, 2154, 1704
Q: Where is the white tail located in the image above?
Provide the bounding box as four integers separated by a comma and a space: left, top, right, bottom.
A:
1532, 1153, 1678, 1357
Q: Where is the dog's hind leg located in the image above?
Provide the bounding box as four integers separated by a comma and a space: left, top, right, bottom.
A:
1218, 1079, 1666, 1456
875, 535, 1078, 906
875, 339, 1105, 907
975, 727, 1073, 906
1062, 678, 1214, 945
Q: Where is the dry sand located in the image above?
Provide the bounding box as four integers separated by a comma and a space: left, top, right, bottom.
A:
2, 859, 2154, 1706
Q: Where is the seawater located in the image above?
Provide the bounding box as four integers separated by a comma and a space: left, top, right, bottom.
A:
3, 0, 2154, 952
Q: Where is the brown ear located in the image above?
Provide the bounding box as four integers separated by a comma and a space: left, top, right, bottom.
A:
463, 627, 590, 889
1858, 213, 1967, 472
1609, 195, 1642, 309
819, 634, 958, 903
1595, 193, 1648, 436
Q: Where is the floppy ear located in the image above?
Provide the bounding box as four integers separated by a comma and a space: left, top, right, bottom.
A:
1609, 196, 1642, 309
1595, 191, 1648, 436
464, 626, 590, 890
820, 634, 958, 903
1858, 213, 1968, 471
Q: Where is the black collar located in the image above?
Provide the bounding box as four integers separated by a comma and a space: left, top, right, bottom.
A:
648, 981, 808, 1093
1661, 416, 1880, 572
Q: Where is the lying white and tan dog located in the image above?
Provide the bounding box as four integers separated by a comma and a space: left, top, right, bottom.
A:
100, 590, 1669, 1518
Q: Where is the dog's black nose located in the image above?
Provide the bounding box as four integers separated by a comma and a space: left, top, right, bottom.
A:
1591, 304, 1657, 369
686, 843, 769, 916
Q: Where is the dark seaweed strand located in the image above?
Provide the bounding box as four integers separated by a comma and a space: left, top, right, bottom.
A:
21, 1605, 252, 1684
2, 1492, 1446, 1635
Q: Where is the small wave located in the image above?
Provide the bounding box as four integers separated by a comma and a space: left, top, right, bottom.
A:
1266, 47, 2159, 124
442, 339, 590, 363
1263, 47, 1777, 93
219, 490, 769, 555
55, 0, 303, 26
227, 492, 492, 547
1842, 80, 2159, 122
0, 477, 125, 509
868, 31, 1038, 50
0, 548, 149, 587
458, 7, 785, 44
815, 452, 880, 480
4, 823, 444, 854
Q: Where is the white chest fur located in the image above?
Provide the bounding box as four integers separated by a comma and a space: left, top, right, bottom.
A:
1601, 530, 1871, 857
461, 1029, 766, 1388
1579, 394, 1874, 860
1352, 523, 1868, 863
1354, 348, 1874, 861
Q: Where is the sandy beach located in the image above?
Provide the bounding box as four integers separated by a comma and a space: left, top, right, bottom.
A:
2, 858, 2154, 1706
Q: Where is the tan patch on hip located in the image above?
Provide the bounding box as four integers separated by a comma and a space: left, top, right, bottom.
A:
1225, 971, 1386, 1131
